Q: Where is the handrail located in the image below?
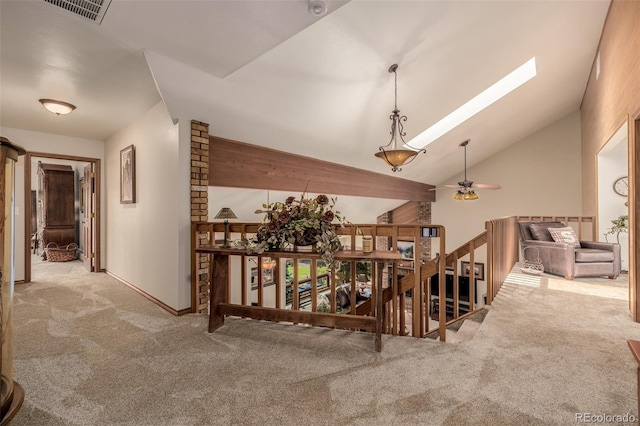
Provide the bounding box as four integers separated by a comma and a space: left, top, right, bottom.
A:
191, 216, 598, 346
355, 230, 489, 339
192, 222, 449, 342
191, 221, 501, 344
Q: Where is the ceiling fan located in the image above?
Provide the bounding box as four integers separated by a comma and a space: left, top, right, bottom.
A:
435, 139, 501, 200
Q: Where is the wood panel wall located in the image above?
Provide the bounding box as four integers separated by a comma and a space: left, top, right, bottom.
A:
209, 136, 435, 202
485, 216, 519, 304
580, 0, 640, 320
390, 201, 419, 224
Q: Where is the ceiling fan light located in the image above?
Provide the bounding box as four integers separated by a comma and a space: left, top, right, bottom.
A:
453, 191, 464, 201
463, 190, 479, 200
39, 98, 76, 115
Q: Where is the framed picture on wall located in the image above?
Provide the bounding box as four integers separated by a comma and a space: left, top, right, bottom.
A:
120, 145, 136, 204
397, 241, 414, 260
461, 261, 484, 280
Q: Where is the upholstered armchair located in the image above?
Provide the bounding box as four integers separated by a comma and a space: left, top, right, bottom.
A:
518, 221, 621, 280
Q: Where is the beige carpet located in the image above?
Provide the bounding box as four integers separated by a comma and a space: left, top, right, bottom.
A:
9, 258, 640, 425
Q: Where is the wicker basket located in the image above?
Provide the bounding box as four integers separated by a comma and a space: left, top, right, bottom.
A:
45, 243, 78, 262
520, 246, 544, 275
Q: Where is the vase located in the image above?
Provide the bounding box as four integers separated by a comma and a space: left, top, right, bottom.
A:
294, 228, 319, 246
362, 236, 373, 253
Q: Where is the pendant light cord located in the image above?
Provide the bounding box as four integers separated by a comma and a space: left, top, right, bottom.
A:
394, 69, 398, 110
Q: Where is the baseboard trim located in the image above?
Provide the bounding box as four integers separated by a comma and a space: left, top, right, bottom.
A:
105, 271, 191, 317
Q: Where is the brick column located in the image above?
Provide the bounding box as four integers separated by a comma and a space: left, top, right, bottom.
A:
417, 202, 432, 261
376, 211, 392, 252
377, 211, 392, 287
191, 120, 210, 313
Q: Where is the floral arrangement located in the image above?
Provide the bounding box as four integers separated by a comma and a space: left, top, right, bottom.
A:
238, 193, 347, 269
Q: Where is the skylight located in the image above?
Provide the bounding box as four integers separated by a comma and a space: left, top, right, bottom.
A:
407, 57, 537, 149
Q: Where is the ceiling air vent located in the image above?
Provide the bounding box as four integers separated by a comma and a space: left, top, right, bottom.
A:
42, 0, 112, 25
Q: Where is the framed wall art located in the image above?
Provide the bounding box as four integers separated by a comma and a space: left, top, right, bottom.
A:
397, 241, 414, 260
461, 261, 484, 280
120, 145, 136, 204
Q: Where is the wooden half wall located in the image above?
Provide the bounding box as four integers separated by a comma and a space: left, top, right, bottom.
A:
581, 0, 640, 320
208, 136, 435, 202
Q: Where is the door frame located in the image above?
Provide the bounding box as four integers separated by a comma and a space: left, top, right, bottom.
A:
631, 111, 640, 321
24, 152, 101, 282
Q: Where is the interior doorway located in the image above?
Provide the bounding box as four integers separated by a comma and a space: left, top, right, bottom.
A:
597, 123, 629, 272
24, 152, 101, 283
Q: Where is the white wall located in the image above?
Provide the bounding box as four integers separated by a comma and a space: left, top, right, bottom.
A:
105, 101, 184, 310
0, 127, 105, 281
597, 123, 629, 270
432, 110, 583, 264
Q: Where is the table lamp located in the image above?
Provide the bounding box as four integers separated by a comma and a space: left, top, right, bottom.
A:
214, 207, 237, 248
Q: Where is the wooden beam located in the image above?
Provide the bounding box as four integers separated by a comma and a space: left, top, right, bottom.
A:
209, 136, 435, 202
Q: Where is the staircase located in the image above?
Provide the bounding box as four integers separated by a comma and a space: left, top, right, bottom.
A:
425, 307, 490, 343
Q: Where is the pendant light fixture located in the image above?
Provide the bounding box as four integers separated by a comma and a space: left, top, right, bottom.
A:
375, 64, 426, 172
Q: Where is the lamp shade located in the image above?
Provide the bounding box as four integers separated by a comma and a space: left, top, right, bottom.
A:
375, 149, 419, 170
39, 99, 76, 115
262, 257, 276, 269
463, 191, 479, 200
454, 190, 479, 201
214, 207, 237, 220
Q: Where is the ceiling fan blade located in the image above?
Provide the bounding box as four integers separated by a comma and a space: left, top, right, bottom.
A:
473, 183, 501, 190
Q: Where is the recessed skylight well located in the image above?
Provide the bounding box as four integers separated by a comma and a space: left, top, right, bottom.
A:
408, 57, 537, 149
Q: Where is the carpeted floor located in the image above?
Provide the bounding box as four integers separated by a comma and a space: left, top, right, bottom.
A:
9, 258, 640, 425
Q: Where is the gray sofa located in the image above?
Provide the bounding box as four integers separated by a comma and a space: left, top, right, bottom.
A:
518, 221, 621, 280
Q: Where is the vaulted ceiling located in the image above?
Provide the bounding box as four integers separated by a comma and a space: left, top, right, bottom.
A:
0, 0, 609, 209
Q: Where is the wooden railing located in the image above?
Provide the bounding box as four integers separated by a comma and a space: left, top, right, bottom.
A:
192, 222, 450, 345
190, 215, 598, 348
485, 217, 519, 304
485, 215, 596, 303
191, 221, 499, 344
516, 215, 596, 241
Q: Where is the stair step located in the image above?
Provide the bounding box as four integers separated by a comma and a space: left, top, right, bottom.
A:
452, 318, 482, 342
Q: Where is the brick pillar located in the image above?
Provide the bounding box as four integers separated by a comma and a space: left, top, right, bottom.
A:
191, 120, 210, 313
377, 211, 392, 287
417, 202, 432, 261
376, 211, 391, 252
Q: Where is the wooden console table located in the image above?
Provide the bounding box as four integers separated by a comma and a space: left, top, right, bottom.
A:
195, 246, 401, 352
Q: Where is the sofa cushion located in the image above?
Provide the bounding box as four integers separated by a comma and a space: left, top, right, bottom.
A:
548, 226, 581, 247
575, 248, 615, 263
529, 223, 565, 241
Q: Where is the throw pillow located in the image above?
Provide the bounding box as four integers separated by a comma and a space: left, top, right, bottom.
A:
528, 223, 564, 241
336, 288, 350, 309
548, 226, 581, 247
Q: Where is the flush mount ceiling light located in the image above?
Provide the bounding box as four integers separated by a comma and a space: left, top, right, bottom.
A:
407, 57, 537, 150
39, 99, 76, 115
308, 0, 328, 16
375, 64, 426, 172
